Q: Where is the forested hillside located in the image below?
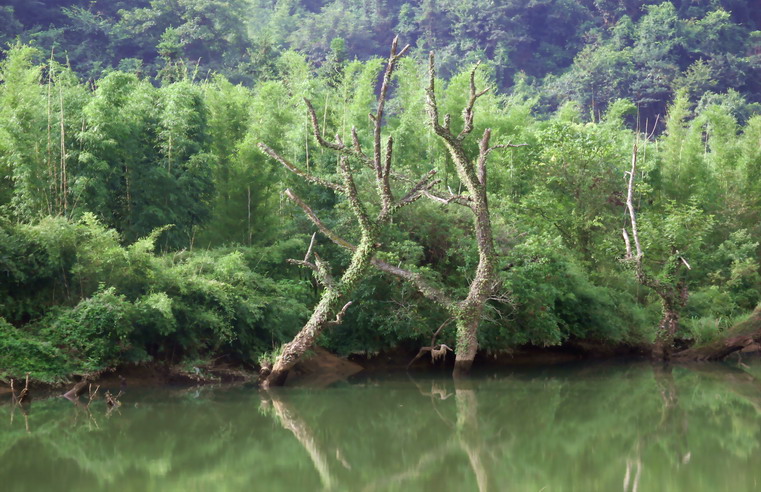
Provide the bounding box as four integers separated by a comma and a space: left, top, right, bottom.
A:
1, 1, 760, 382
3, 1, 760, 117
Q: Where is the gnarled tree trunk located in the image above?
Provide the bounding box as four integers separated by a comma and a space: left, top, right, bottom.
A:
258, 39, 440, 387
425, 55, 508, 377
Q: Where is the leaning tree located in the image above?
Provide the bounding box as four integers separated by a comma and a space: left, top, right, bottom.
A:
257, 38, 441, 387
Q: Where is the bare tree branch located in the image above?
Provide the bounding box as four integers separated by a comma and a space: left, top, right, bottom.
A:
421, 190, 473, 208
623, 228, 632, 259
259, 143, 345, 193
370, 36, 409, 216
371, 260, 455, 308
288, 252, 335, 289
305, 98, 345, 152
283, 188, 355, 251
397, 169, 440, 208
477, 129, 491, 186
476, 129, 528, 186
351, 127, 368, 161
338, 156, 373, 231
304, 232, 317, 262
327, 301, 353, 326
430, 317, 454, 347
458, 61, 490, 141
379, 136, 395, 217
426, 52, 449, 139
625, 142, 643, 261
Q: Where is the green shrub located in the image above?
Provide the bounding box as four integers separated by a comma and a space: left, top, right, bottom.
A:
0, 317, 70, 382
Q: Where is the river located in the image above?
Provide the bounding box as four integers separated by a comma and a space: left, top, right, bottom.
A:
2, 361, 760, 491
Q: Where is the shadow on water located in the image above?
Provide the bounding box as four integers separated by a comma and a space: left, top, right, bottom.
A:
3, 362, 761, 491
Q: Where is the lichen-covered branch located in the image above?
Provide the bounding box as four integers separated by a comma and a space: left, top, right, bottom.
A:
283, 188, 356, 251
396, 169, 441, 209
458, 61, 490, 141
425, 51, 508, 377
258, 143, 345, 193
287, 252, 335, 290
338, 155, 373, 231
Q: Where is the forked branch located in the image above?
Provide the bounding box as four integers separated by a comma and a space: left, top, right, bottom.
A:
288, 252, 335, 290
477, 128, 527, 186
459, 61, 490, 141
396, 169, 441, 208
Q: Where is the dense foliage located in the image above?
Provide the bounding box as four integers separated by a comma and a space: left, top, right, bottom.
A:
1, 0, 760, 381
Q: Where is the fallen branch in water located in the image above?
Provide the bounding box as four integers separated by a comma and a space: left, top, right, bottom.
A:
63, 378, 89, 401
105, 390, 123, 408
408, 318, 455, 368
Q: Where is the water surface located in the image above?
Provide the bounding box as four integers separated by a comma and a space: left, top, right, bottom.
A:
2, 362, 761, 491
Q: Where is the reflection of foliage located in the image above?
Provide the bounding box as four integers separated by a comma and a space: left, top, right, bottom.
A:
4, 365, 761, 490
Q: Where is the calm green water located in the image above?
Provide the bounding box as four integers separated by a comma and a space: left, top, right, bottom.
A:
2, 362, 761, 491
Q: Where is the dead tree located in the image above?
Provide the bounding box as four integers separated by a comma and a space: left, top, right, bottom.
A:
622, 139, 690, 360
257, 38, 440, 388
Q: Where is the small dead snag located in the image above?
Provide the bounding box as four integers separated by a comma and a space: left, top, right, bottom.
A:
622, 135, 691, 360
105, 390, 122, 408
258, 37, 440, 388
10, 373, 31, 405
408, 318, 454, 367
86, 384, 100, 406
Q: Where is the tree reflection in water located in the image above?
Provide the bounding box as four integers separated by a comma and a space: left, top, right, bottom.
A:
2, 362, 761, 490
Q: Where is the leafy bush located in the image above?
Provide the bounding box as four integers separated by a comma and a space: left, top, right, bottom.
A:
0, 216, 313, 380
0, 317, 70, 382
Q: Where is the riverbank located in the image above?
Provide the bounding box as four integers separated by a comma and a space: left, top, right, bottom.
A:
4, 306, 760, 397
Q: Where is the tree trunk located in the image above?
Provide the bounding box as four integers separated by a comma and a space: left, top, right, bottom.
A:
653, 306, 680, 360
452, 198, 496, 378
264, 291, 340, 387
453, 315, 479, 378
264, 237, 375, 388
674, 306, 761, 361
